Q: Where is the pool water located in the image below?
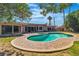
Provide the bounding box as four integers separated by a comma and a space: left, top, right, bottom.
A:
27, 33, 73, 42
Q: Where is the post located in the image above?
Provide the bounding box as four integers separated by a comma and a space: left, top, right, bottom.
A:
21, 26, 24, 33
18, 26, 22, 34
12, 25, 14, 35
23, 26, 25, 33
37, 26, 38, 32
0, 25, 2, 35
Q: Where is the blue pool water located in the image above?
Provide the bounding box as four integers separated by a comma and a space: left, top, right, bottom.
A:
27, 33, 73, 42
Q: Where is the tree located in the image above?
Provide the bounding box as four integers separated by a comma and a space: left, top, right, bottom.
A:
59, 3, 72, 25
65, 10, 79, 32
15, 4, 32, 22
47, 16, 52, 25
0, 3, 32, 22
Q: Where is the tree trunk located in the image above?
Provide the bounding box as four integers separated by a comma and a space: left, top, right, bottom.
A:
53, 15, 55, 26
62, 10, 66, 31
62, 10, 65, 25
52, 12, 55, 26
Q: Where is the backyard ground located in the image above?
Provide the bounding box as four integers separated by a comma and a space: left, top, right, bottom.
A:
0, 32, 79, 56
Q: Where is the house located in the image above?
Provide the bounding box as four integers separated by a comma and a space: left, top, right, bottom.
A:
0, 22, 56, 36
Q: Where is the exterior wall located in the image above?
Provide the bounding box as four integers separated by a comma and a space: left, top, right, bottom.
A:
43, 26, 48, 31
38, 26, 42, 31
37, 26, 47, 31
25, 26, 47, 32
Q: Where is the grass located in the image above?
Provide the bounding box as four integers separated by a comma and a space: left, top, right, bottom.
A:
0, 37, 79, 56
0, 37, 15, 43
67, 41, 79, 56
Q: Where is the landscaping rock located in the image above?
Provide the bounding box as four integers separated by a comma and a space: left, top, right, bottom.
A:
0, 52, 5, 56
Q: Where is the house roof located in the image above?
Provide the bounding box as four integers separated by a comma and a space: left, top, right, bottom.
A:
0, 22, 55, 28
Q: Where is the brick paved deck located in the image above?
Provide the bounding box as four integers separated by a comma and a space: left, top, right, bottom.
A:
11, 32, 79, 52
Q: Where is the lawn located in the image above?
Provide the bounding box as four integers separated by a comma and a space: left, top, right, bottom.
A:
0, 37, 79, 56
0, 37, 15, 43
68, 41, 79, 56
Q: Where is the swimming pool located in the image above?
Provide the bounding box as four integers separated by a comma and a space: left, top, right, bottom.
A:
27, 33, 73, 42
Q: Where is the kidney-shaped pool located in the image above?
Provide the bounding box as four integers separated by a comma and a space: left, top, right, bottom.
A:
27, 33, 73, 42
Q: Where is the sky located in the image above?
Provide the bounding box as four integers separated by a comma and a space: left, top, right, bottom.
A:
28, 3, 79, 26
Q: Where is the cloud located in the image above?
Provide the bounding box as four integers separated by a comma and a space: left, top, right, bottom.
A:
30, 9, 40, 13
31, 14, 44, 17
31, 17, 44, 19
29, 18, 47, 24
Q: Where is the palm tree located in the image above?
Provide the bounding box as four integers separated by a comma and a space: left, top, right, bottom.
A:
59, 3, 72, 25
39, 3, 58, 26
59, 4, 67, 24
47, 16, 52, 26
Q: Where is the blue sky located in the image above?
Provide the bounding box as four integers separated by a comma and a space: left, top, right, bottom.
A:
28, 3, 79, 26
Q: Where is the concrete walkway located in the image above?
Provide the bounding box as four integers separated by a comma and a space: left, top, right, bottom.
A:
11, 32, 79, 52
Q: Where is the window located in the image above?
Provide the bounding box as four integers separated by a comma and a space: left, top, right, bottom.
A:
2, 25, 12, 34
14, 26, 19, 32
25, 26, 28, 32
39, 27, 42, 30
